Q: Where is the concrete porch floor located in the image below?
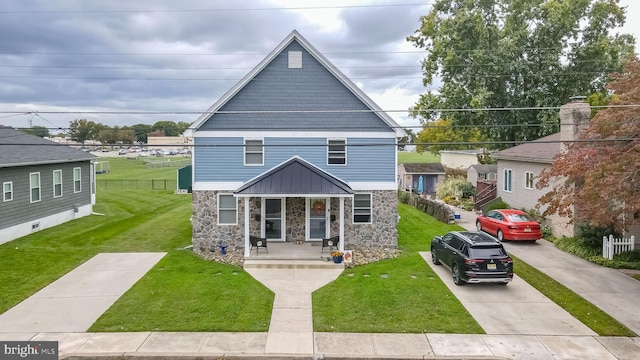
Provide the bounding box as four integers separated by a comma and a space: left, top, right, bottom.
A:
244, 241, 339, 261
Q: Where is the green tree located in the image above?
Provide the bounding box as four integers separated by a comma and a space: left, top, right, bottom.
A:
128, 124, 153, 143
407, 0, 635, 149
537, 58, 640, 233
177, 121, 192, 135
69, 119, 101, 145
416, 118, 483, 154
152, 121, 180, 136
22, 125, 50, 138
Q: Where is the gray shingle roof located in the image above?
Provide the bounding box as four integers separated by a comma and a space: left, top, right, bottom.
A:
0, 126, 95, 167
468, 164, 497, 173
492, 133, 561, 164
234, 156, 353, 196
401, 163, 445, 174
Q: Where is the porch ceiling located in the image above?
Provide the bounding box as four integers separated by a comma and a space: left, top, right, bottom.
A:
234, 156, 353, 197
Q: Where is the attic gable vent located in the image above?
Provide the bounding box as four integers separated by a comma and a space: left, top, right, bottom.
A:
288, 51, 302, 68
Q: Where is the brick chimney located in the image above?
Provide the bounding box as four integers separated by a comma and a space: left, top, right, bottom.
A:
559, 96, 591, 142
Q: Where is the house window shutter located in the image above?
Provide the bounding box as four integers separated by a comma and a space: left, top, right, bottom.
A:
288, 51, 302, 68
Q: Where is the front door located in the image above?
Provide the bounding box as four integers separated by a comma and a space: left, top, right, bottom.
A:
307, 198, 329, 241
264, 198, 285, 241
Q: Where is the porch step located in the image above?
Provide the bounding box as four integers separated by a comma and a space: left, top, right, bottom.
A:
243, 258, 345, 269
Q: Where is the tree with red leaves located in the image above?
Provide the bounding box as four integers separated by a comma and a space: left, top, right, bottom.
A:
537, 59, 640, 233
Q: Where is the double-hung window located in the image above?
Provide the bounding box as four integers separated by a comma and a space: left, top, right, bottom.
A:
524, 171, 534, 190
353, 193, 372, 224
503, 169, 512, 192
244, 139, 264, 165
218, 194, 237, 225
53, 170, 63, 198
30, 172, 41, 203
3, 182, 12, 202
328, 139, 346, 165
73, 167, 81, 193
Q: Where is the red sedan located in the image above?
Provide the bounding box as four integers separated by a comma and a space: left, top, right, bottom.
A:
476, 209, 542, 241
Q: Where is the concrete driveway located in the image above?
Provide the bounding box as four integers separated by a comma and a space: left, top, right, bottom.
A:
420, 251, 596, 336
0, 252, 165, 333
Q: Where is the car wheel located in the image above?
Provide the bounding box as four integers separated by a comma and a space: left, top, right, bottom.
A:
476, 221, 483, 232
452, 264, 465, 286
497, 229, 505, 241
431, 249, 441, 265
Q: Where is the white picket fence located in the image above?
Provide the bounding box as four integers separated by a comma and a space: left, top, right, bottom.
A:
602, 235, 635, 260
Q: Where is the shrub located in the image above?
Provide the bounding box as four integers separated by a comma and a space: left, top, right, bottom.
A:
576, 224, 621, 249
484, 198, 510, 212
436, 176, 475, 200
398, 191, 410, 204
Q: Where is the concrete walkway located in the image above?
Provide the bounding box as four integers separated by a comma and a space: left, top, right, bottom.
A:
0, 252, 165, 333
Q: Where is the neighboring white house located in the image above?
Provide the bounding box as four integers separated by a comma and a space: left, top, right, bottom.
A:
467, 164, 497, 185
493, 98, 639, 242
440, 149, 485, 169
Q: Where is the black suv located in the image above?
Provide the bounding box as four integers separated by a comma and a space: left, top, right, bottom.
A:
431, 231, 513, 285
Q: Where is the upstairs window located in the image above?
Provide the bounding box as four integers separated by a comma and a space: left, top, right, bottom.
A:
3, 182, 13, 202
30, 172, 41, 203
73, 167, 82, 193
328, 139, 346, 165
353, 193, 372, 223
53, 170, 63, 198
244, 139, 264, 166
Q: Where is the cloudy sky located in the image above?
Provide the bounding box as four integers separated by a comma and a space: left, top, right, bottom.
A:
1, 0, 639, 132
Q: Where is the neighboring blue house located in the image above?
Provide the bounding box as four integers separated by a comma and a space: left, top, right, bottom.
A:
0, 126, 96, 244
190, 30, 404, 257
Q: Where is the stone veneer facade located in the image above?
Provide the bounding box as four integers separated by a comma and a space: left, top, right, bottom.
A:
192, 190, 398, 253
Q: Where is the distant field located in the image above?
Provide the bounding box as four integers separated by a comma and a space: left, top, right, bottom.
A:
398, 151, 440, 164
94, 157, 189, 180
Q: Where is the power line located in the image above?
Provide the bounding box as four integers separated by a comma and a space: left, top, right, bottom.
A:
0, 3, 432, 14
1, 104, 638, 115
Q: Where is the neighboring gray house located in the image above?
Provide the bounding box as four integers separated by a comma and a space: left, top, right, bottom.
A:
0, 126, 96, 244
397, 163, 445, 196
467, 164, 497, 185
189, 31, 404, 257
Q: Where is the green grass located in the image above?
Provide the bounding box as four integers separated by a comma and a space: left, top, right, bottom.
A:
89, 251, 273, 332
0, 189, 274, 331
313, 204, 484, 333
512, 254, 635, 336
398, 151, 440, 164
95, 157, 188, 180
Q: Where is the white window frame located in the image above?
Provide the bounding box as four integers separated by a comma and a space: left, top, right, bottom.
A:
327, 139, 347, 165
73, 167, 82, 193
30, 172, 41, 203
244, 139, 264, 166
3, 181, 13, 202
53, 169, 63, 198
217, 193, 238, 225
353, 193, 372, 224
524, 171, 534, 190
503, 169, 512, 192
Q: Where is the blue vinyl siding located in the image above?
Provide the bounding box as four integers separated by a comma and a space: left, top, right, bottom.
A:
198, 41, 392, 133
194, 137, 395, 183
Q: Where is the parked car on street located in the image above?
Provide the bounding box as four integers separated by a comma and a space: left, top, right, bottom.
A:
476, 209, 542, 242
431, 231, 513, 285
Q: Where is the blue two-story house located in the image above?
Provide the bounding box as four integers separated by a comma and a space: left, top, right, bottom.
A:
190, 30, 403, 257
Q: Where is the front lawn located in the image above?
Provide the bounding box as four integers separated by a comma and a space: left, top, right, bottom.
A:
312, 203, 484, 333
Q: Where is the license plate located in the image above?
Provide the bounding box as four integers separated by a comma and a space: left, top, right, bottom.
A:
524, 228, 531, 232
487, 263, 496, 270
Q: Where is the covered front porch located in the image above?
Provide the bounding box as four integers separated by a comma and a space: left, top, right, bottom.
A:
234, 157, 354, 258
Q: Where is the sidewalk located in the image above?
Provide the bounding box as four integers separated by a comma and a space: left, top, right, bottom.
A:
2, 331, 639, 359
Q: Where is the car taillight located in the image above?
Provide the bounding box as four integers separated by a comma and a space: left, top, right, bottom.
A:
508, 225, 518, 229
500, 257, 513, 264
465, 259, 485, 264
